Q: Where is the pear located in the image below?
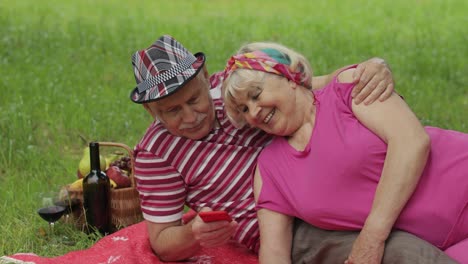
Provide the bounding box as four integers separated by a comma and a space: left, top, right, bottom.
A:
78, 146, 106, 177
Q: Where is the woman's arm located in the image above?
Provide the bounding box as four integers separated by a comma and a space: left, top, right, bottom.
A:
312, 57, 394, 105
253, 167, 294, 264
338, 69, 431, 263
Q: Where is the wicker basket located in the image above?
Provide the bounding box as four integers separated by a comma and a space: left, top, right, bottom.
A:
67, 142, 143, 232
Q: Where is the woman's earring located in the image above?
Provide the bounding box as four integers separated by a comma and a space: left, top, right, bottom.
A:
290, 80, 297, 89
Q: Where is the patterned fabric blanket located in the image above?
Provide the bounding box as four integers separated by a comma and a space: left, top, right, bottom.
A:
1, 221, 258, 264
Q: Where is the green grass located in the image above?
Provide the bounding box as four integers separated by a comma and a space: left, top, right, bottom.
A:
0, 0, 466, 257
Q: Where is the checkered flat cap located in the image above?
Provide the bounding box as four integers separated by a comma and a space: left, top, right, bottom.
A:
130, 35, 205, 103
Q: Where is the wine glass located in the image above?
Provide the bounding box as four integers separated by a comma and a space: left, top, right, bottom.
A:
37, 191, 66, 235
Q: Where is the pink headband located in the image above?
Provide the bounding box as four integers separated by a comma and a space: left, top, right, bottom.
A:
223, 50, 304, 86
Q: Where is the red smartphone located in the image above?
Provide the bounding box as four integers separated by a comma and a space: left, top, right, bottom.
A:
199, 211, 232, 223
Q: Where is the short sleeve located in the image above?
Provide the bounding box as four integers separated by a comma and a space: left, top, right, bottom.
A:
330, 65, 404, 112
331, 65, 359, 112
134, 149, 186, 223
256, 149, 297, 216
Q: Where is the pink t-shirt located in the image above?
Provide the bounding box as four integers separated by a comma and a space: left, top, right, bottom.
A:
257, 70, 468, 249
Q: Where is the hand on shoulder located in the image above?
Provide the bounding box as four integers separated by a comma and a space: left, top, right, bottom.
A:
337, 68, 357, 84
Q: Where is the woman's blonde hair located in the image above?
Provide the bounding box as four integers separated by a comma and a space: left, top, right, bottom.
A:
223, 42, 313, 128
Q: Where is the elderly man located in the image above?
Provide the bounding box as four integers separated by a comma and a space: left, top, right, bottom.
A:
129, 35, 457, 263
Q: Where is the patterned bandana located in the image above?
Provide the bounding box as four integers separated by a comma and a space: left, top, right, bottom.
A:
223, 49, 303, 85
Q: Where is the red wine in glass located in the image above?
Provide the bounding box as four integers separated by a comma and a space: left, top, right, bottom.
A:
37, 205, 66, 233
38, 205, 65, 222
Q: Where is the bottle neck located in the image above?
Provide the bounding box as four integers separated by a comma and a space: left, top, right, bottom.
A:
89, 142, 101, 172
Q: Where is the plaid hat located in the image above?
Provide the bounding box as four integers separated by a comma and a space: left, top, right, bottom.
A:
130, 35, 206, 104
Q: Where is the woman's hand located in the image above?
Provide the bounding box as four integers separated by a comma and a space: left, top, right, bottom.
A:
345, 230, 386, 264
351, 57, 394, 105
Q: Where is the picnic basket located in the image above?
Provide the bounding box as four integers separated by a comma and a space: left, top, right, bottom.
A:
67, 141, 143, 231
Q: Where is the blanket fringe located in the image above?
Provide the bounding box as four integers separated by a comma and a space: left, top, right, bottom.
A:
0, 256, 35, 264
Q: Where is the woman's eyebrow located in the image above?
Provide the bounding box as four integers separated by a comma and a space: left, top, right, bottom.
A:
247, 86, 261, 97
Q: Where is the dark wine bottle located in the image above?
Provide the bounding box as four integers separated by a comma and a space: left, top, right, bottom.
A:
83, 142, 111, 235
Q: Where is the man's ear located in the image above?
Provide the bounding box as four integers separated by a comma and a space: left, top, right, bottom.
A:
143, 103, 157, 119
202, 65, 210, 80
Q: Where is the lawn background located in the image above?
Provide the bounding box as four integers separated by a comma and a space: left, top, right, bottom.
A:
0, 0, 466, 257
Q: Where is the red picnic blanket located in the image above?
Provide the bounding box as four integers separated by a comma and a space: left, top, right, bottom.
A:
2, 221, 258, 264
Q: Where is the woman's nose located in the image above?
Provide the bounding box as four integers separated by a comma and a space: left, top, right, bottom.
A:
246, 103, 261, 123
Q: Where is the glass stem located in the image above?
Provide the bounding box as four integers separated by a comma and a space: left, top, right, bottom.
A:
49, 222, 55, 236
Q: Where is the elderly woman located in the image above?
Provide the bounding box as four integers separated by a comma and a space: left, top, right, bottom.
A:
222, 43, 468, 264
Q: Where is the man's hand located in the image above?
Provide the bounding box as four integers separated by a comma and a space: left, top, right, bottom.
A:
191, 207, 238, 248
345, 230, 385, 264
351, 58, 394, 105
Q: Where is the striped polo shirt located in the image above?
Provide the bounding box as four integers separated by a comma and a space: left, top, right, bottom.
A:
133, 74, 272, 252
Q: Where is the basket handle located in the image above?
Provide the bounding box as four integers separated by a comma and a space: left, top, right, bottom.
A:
98, 142, 136, 188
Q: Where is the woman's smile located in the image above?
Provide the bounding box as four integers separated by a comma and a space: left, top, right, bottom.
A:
263, 108, 276, 124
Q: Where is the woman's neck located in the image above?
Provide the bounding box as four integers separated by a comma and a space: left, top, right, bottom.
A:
287, 89, 316, 151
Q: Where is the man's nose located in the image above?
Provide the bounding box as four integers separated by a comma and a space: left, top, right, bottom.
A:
180, 105, 197, 123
